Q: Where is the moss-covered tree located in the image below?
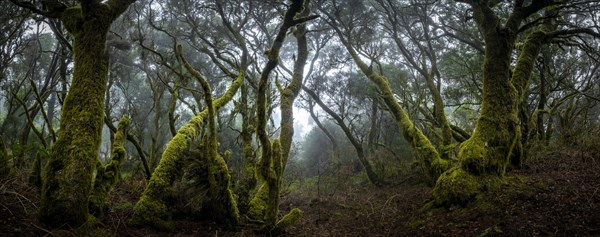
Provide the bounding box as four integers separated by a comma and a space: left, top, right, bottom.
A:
247, 0, 316, 231
130, 50, 247, 229
378, 0, 455, 154
432, 0, 600, 206
176, 44, 239, 224
323, 8, 451, 184
9, 0, 136, 228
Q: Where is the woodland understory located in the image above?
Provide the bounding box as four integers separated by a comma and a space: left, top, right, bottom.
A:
0, 0, 599, 236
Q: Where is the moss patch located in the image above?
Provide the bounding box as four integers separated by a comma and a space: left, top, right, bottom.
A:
275, 208, 303, 231
432, 167, 482, 206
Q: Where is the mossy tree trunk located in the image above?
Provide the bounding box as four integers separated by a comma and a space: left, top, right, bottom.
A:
236, 81, 257, 214
89, 115, 130, 217
325, 12, 450, 184
211, 0, 258, 215
131, 69, 245, 229
103, 113, 152, 179
248, 0, 315, 230
12, 0, 136, 228
432, 1, 576, 206
384, 2, 454, 154
176, 45, 239, 225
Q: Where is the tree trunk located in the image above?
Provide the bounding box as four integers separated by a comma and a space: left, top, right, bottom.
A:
248, 0, 311, 230
131, 69, 244, 229
38, 1, 134, 228
0, 135, 10, 179
432, 2, 554, 205
235, 82, 257, 215
89, 115, 129, 217
303, 86, 383, 185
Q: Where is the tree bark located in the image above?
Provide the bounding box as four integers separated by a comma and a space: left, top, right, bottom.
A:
325, 14, 450, 184
432, 1, 556, 206
89, 115, 130, 217
38, 1, 135, 228
131, 70, 244, 229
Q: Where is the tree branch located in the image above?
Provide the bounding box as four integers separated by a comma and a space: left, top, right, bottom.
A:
9, 0, 63, 18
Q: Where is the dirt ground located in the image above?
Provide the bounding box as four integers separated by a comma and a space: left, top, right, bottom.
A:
1, 148, 599, 236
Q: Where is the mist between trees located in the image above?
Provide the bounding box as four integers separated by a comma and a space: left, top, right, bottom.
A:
0, 0, 599, 235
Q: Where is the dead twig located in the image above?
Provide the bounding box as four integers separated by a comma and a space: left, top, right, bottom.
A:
30, 222, 53, 236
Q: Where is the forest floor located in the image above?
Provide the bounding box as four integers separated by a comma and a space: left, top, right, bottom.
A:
1, 147, 599, 236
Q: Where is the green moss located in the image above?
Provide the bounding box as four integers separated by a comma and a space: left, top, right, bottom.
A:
236, 152, 257, 215
205, 149, 240, 225
39, 0, 135, 228
132, 51, 245, 227
432, 165, 507, 207
61, 6, 83, 34
89, 115, 130, 217
274, 208, 302, 230
458, 136, 488, 175
340, 43, 447, 184
512, 30, 548, 100
130, 194, 174, 230
247, 184, 269, 223
432, 167, 482, 206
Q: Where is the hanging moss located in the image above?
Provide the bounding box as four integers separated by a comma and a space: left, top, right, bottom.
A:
89, 115, 130, 217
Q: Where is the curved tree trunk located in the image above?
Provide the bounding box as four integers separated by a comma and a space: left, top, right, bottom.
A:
325, 17, 450, 184
247, 0, 313, 230
302, 86, 383, 186
131, 71, 244, 229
